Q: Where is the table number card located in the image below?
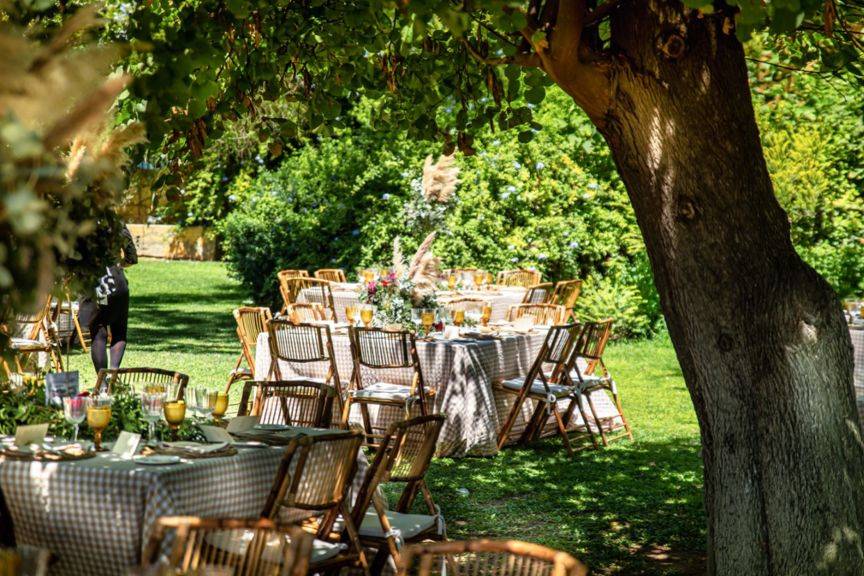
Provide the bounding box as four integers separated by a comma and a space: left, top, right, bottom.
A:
15, 423, 48, 447
112, 431, 141, 459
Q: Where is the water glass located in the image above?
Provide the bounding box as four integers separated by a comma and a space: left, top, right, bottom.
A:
193, 388, 214, 420
63, 396, 91, 443
141, 392, 165, 445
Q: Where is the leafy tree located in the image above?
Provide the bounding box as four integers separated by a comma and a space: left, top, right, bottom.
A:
119, 0, 864, 573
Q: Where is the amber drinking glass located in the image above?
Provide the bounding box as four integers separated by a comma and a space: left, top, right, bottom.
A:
163, 400, 187, 440
86, 397, 113, 451
345, 305, 358, 326
481, 305, 492, 327
360, 305, 375, 328
209, 392, 229, 422
452, 309, 465, 327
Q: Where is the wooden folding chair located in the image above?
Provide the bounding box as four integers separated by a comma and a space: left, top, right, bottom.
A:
351, 415, 446, 571
238, 380, 334, 428
266, 318, 344, 416
496, 269, 542, 288
4, 295, 63, 374
506, 303, 566, 326
398, 539, 587, 576
96, 368, 189, 400
228, 307, 272, 390
277, 270, 309, 313
522, 282, 554, 304
496, 323, 597, 454
550, 280, 582, 321
261, 430, 368, 575
567, 319, 632, 446
442, 297, 488, 315
141, 516, 312, 576
278, 277, 336, 320
284, 303, 326, 323
314, 268, 347, 283
343, 327, 434, 447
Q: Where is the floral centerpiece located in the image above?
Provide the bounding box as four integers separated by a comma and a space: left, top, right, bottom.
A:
358, 233, 440, 329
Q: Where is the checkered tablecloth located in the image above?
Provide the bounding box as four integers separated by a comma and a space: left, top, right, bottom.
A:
300, 286, 527, 323
0, 441, 370, 575
851, 327, 864, 423
256, 330, 623, 457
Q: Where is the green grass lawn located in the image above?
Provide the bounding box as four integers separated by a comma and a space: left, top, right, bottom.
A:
68, 259, 705, 575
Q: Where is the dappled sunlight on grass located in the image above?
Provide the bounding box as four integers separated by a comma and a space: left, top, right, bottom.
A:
68, 260, 705, 574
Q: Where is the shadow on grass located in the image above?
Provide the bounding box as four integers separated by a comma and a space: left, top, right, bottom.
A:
128, 284, 247, 354
426, 436, 706, 576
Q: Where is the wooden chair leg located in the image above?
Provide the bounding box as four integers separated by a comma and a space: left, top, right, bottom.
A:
551, 404, 574, 455
497, 392, 525, 450
573, 393, 599, 450
519, 401, 546, 445
609, 383, 634, 440
584, 391, 609, 447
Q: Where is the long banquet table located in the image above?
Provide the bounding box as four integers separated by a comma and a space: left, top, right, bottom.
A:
300, 284, 528, 323
256, 328, 624, 457
0, 429, 370, 576
852, 326, 864, 421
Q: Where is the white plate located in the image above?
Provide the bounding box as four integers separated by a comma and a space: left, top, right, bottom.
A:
134, 455, 181, 466
252, 424, 291, 432
232, 441, 268, 448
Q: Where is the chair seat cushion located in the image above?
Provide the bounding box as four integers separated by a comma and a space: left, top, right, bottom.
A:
358, 510, 438, 540
206, 530, 343, 564
500, 378, 571, 398
350, 382, 413, 402
230, 367, 253, 376
9, 338, 48, 352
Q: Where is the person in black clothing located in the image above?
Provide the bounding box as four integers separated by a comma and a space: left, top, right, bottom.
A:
78, 225, 138, 373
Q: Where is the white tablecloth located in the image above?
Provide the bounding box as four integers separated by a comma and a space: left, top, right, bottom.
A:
256, 330, 623, 457
0, 435, 369, 575
300, 285, 527, 323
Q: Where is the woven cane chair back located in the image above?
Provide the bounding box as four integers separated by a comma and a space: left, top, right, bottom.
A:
497, 269, 542, 288
238, 380, 333, 427
285, 303, 326, 323
541, 323, 582, 366
143, 516, 312, 576
277, 269, 310, 281
268, 319, 333, 363
551, 280, 582, 309
443, 297, 488, 314
279, 277, 335, 319
263, 431, 363, 525
9, 295, 52, 340
506, 304, 566, 326
235, 307, 273, 351
96, 368, 188, 399
350, 327, 416, 369
399, 540, 587, 576
522, 283, 554, 304
314, 269, 346, 283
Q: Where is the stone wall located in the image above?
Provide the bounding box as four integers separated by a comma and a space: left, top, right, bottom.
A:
127, 224, 216, 260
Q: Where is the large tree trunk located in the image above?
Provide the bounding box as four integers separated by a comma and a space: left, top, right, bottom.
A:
560, 3, 864, 574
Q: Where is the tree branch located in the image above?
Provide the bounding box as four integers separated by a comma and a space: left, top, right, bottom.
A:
584, 0, 620, 27
460, 38, 540, 67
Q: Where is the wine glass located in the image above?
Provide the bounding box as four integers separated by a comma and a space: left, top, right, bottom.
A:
163, 400, 186, 440
421, 308, 436, 334
193, 388, 214, 420
452, 308, 465, 327
87, 395, 113, 451
481, 305, 493, 327
473, 272, 485, 290
63, 396, 90, 443
141, 391, 165, 446
447, 274, 456, 290
360, 304, 375, 328
209, 392, 229, 423
345, 305, 358, 326
361, 269, 376, 284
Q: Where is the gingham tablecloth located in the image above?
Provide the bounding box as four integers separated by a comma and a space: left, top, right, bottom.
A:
0, 439, 370, 575
851, 327, 864, 423
300, 286, 527, 323
256, 330, 623, 457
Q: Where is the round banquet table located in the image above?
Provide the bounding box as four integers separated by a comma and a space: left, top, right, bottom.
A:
0, 430, 370, 576
255, 328, 623, 457
300, 284, 528, 323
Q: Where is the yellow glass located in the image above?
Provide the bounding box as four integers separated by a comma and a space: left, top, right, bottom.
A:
360, 306, 374, 327
362, 269, 376, 284
447, 274, 456, 290
345, 305, 358, 326
486, 272, 494, 285
86, 406, 111, 451
453, 309, 465, 327
209, 392, 229, 421
421, 309, 436, 333
473, 272, 485, 288
164, 401, 187, 439
144, 383, 166, 394
481, 305, 492, 326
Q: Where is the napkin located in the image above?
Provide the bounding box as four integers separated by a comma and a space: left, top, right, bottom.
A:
200, 425, 235, 444
165, 441, 229, 454
14, 424, 48, 448
226, 415, 260, 434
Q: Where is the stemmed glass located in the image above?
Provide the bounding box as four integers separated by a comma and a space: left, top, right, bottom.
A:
63, 396, 91, 443
360, 304, 375, 328
141, 391, 165, 446
473, 272, 486, 290
193, 388, 214, 420
208, 392, 229, 423
447, 274, 457, 291
87, 395, 113, 451
421, 308, 436, 334
481, 305, 493, 327
345, 305, 358, 326
163, 400, 186, 440
452, 308, 465, 327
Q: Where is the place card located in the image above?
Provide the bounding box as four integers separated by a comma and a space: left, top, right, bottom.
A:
112, 431, 141, 459
14, 423, 48, 447
200, 425, 235, 444
226, 415, 260, 434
